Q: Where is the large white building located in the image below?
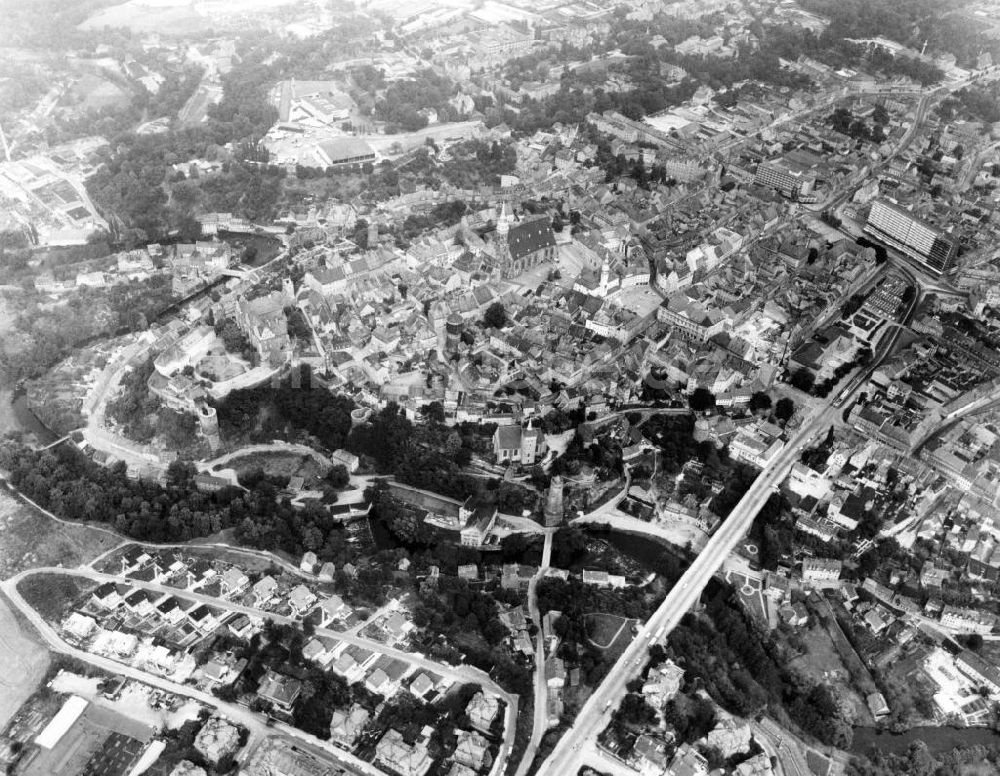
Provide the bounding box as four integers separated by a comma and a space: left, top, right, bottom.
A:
865, 199, 958, 275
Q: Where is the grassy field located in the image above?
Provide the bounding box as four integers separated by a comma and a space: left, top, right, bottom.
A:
0, 591, 50, 730
806, 750, 831, 776
585, 612, 631, 649
79, 2, 209, 34
16, 574, 95, 624
69, 73, 130, 112
0, 491, 119, 579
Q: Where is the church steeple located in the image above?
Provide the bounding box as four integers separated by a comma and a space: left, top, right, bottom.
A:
496, 201, 513, 237
493, 201, 513, 275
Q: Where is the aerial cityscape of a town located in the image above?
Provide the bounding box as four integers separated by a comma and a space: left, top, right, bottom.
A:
9, 0, 1000, 775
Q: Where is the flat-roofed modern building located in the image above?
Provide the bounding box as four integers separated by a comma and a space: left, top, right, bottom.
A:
316, 137, 376, 168
865, 198, 958, 275
754, 160, 815, 200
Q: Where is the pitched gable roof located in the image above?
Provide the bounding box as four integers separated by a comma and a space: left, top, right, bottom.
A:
507, 217, 556, 262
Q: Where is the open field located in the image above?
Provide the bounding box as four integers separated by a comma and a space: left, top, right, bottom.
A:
595, 616, 635, 661
69, 73, 130, 112
79, 1, 210, 34
0, 492, 119, 578
806, 750, 831, 776
0, 593, 50, 731
585, 612, 632, 650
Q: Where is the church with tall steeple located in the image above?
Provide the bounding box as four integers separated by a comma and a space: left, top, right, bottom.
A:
491, 202, 558, 278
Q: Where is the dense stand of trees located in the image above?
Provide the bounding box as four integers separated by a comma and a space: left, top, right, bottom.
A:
800, 0, 997, 68
413, 574, 530, 693
106, 357, 163, 442
216, 368, 487, 502
668, 584, 853, 747
939, 86, 1000, 124
79, 33, 299, 246
439, 140, 518, 189
373, 69, 458, 132
0, 439, 362, 562
214, 367, 356, 448
401, 200, 468, 239
641, 414, 700, 475
850, 742, 1000, 776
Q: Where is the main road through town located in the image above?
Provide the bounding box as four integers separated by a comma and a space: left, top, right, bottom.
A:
534, 400, 840, 776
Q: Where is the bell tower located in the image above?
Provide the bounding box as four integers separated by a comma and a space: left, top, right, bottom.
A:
494, 201, 513, 274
